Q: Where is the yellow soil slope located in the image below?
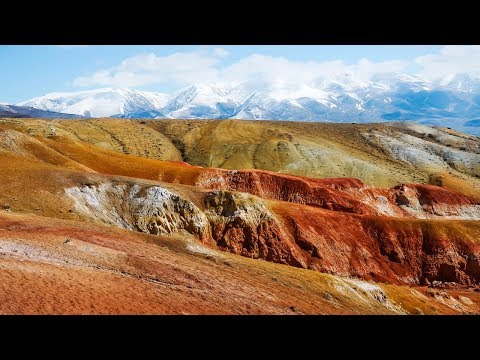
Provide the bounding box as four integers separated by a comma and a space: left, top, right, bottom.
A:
1, 117, 479, 197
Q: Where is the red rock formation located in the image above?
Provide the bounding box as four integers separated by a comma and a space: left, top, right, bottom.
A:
204, 191, 305, 267
4, 129, 480, 288
52, 163, 480, 287
177, 184, 480, 286
196, 170, 383, 214
195, 169, 480, 219
265, 202, 480, 285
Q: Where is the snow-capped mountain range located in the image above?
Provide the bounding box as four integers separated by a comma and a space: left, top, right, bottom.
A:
14, 72, 480, 135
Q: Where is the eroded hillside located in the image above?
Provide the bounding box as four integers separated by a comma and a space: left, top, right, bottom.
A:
6, 118, 476, 196
149, 119, 480, 197
0, 117, 479, 314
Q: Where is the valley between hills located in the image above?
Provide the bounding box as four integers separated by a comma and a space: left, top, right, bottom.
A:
1, 117, 480, 314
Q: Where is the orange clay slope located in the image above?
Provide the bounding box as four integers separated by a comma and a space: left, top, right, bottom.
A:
35, 131, 480, 218
0, 118, 480, 314
2, 210, 480, 315
2, 117, 480, 197
1, 124, 480, 284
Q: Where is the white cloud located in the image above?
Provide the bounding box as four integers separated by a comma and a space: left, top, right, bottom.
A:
73, 49, 223, 88
222, 54, 346, 83
213, 47, 230, 58
221, 54, 409, 84
352, 58, 409, 81
415, 45, 480, 83
79, 46, 480, 90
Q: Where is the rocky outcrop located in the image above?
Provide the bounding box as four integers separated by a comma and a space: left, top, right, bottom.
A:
64, 180, 480, 286
393, 184, 480, 219
278, 204, 480, 285
204, 191, 303, 266
197, 170, 375, 214
196, 169, 480, 220
65, 183, 210, 240
65, 182, 303, 266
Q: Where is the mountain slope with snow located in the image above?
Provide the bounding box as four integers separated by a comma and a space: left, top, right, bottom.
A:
15, 73, 480, 136
18, 88, 170, 118
0, 104, 82, 119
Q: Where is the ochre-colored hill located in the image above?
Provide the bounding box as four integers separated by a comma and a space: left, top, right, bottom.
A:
148, 119, 480, 198
1, 117, 480, 314
2, 117, 479, 196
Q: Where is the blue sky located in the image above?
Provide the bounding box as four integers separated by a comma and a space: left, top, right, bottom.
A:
0, 45, 471, 103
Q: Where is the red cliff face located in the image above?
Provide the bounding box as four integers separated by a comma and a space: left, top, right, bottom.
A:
192, 170, 480, 286
172, 184, 480, 286
265, 202, 480, 285
63, 178, 479, 286
194, 169, 480, 219
58, 161, 480, 287
196, 170, 383, 214
203, 191, 304, 267
4, 128, 480, 288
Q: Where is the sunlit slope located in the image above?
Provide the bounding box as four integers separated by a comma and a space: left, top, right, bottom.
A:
2, 118, 478, 196
145, 119, 480, 197
0, 118, 182, 161
4, 210, 480, 315
1, 118, 480, 314
1, 124, 479, 288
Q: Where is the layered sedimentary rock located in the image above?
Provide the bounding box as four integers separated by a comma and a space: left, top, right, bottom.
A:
60, 177, 480, 286
1, 117, 480, 314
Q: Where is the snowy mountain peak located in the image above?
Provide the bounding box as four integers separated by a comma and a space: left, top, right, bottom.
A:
13, 72, 480, 135
173, 83, 232, 101
19, 88, 170, 118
